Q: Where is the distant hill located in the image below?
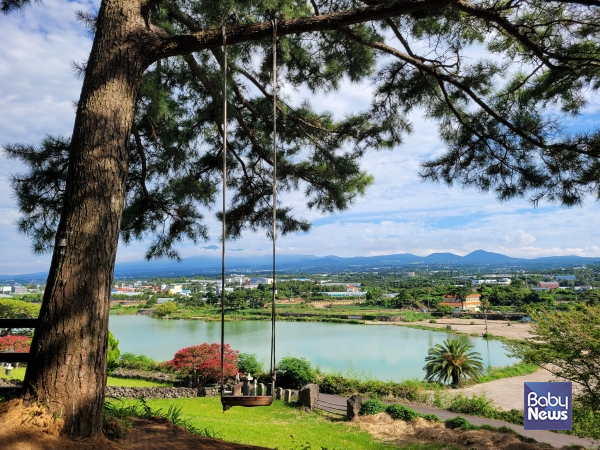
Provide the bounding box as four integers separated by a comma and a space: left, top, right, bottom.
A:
1, 249, 598, 280
462, 250, 518, 263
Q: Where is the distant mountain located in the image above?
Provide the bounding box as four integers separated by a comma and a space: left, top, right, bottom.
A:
1, 250, 599, 279
462, 250, 518, 263
423, 252, 462, 263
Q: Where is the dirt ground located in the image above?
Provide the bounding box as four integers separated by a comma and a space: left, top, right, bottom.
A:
401, 317, 533, 340
0, 399, 270, 450
354, 413, 564, 449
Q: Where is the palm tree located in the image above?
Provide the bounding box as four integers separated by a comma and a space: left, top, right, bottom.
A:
423, 339, 485, 386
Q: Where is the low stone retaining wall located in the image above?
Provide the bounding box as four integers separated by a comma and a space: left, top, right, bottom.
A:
105, 386, 199, 399
105, 384, 222, 399
3, 381, 223, 400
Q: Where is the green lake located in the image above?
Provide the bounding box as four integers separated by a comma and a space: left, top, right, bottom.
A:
109, 315, 517, 381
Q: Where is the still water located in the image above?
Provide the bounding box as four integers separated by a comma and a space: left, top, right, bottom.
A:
109, 315, 516, 382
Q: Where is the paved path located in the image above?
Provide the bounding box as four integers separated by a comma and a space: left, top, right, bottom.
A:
317, 393, 600, 449
450, 368, 556, 411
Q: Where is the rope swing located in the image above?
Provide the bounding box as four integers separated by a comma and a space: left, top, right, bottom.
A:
220, 19, 278, 411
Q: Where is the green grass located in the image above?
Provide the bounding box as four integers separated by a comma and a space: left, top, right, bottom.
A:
114, 397, 453, 450
0, 367, 25, 380
474, 363, 538, 384
107, 377, 173, 387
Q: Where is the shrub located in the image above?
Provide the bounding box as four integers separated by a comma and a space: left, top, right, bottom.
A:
360, 399, 386, 415
447, 393, 497, 418
0, 298, 40, 319
153, 301, 177, 317
237, 353, 264, 375
444, 416, 479, 430
429, 319, 437, 323
107, 331, 120, 375
166, 343, 238, 386
386, 404, 421, 421
422, 413, 441, 422
119, 353, 161, 371
572, 403, 600, 440
276, 356, 316, 389
318, 373, 360, 395
496, 409, 524, 425
0, 335, 30, 352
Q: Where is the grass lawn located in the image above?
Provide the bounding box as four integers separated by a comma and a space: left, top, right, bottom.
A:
0, 367, 25, 380
106, 377, 173, 387
114, 396, 454, 450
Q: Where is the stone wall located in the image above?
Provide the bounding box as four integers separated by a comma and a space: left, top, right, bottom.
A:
105, 386, 199, 399
1, 379, 221, 400
105, 384, 222, 399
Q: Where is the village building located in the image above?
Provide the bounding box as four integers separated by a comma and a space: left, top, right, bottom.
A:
438, 293, 482, 312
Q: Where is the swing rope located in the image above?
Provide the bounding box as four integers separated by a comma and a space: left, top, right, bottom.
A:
220, 19, 278, 405
220, 24, 228, 403
269, 17, 278, 394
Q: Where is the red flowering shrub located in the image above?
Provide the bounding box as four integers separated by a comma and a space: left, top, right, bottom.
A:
0, 335, 31, 353
165, 343, 238, 386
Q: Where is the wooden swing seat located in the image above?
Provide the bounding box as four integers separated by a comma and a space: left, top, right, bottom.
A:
221, 395, 274, 411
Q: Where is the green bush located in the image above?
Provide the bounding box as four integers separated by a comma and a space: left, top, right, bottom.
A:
317, 373, 433, 403
429, 319, 437, 323
276, 356, 316, 389
119, 353, 161, 371
422, 413, 441, 422
106, 331, 120, 375
385, 404, 421, 421
447, 393, 497, 418
446, 393, 524, 425
496, 409, 524, 425
317, 373, 361, 395
359, 399, 386, 415
237, 353, 264, 375
444, 416, 479, 430
572, 403, 600, 440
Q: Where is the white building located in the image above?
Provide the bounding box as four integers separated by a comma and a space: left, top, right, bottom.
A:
471, 279, 497, 286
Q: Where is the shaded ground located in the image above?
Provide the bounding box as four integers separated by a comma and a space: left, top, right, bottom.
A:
0, 400, 269, 450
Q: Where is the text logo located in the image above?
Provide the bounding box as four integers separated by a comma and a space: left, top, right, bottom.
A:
524, 382, 572, 430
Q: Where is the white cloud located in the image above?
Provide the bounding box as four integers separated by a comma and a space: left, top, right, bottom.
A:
1, 3, 600, 275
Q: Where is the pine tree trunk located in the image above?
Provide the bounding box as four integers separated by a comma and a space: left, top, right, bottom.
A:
22, 0, 149, 438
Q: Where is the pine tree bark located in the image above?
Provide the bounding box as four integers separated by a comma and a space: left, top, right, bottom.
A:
21, 0, 151, 437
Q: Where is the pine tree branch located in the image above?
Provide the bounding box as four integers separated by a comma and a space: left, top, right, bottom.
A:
182, 54, 276, 171
131, 122, 150, 205
342, 27, 600, 158
149, 0, 454, 61
233, 65, 342, 136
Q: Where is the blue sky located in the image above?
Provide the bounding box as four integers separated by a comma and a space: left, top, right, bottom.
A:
1, 0, 600, 275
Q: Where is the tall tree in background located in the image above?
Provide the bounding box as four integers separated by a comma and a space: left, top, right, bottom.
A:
2, 0, 600, 439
